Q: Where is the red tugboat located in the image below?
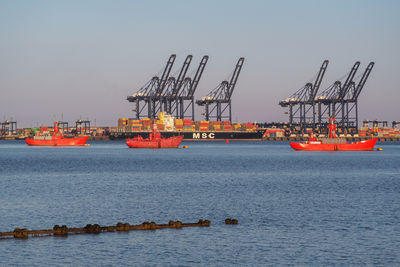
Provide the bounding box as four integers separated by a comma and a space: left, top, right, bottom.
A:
290, 117, 377, 151
126, 124, 183, 149
26, 121, 89, 146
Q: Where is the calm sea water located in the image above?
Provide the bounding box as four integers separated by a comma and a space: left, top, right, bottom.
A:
0, 140, 399, 266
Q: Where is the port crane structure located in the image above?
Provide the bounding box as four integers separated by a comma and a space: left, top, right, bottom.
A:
176, 55, 208, 120
342, 62, 375, 132
315, 61, 360, 133
127, 54, 208, 120
279, 60, 329, 133
160, 55, 193, 117
127, 54, 176, 119
1, 120, 17, 135
315, 61, 374, 133
280, 60, 374, 134
196, 57, 244, 121
162, 55, 209, 120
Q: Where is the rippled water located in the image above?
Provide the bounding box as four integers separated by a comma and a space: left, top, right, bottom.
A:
0, 140, 399, 266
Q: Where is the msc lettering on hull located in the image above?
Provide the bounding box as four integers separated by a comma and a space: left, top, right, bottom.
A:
193, 133, 215, 139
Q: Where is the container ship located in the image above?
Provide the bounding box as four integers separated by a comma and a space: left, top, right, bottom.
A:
110, 113, 265, 141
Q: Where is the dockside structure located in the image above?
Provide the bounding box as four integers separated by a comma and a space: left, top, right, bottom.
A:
280, 60, 374, 134
127, 55, 209, 121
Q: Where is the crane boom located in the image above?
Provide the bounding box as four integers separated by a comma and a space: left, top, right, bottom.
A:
339, 61, 360, 100
155, 54, 176, 95
171, 55, 192, 97
186, 55, 209, 98
310, 60, 329, 102
227, 57, 245, 100
352, 62, 374, 101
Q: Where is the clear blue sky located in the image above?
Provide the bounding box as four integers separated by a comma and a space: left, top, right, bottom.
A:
0, 0, 399, 127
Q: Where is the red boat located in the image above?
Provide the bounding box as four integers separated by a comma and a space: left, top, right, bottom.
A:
290, 117, 378, 151
26, 122, 89, 146
126, 125, 183, 149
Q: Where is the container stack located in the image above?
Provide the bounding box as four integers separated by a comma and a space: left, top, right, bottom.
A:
175, 119, 183, 131
377, 128, 390, 137
129, 120, 142, 131
389, 128, 400, 137
359, 126, 400, 138
359, 127, 369, 137
199, 121, 210, 131
118, 118, 128, 128
245, 123, 257, 131
26, 128, 35, 136
264, 128, 285, 137
222, 121, 233, 131
183, 119, 194, 131
142, 118, 152, 131
211, 121, 222, 131
233, 123, 241, 131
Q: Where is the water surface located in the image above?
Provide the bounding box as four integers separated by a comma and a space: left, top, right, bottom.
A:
0, 140, 399, 266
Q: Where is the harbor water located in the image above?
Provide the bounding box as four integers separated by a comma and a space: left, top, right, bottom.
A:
0, 141, 399, 266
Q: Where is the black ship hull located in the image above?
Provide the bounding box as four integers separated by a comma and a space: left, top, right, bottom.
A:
109, 130, 265, 141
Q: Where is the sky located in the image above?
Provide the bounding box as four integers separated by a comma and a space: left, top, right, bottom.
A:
0, 0, 399, 127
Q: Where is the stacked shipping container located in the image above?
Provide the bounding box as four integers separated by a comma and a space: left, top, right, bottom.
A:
183, 119, 193, 131
199, 121, 209, 131
129, 120, 142, 131
211, 121, 222, 131
117, 117, 260, 133
175, 119, 183, 131
118, 118, 129, 128
223, 121, 233, 131
263, 128, 285, 137
142, 118, 152, 131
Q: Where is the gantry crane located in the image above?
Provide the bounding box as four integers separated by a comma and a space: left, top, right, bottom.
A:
279, 60, 329, 133
176, 55, 209, 120
127, 54, 176, 119
315, 61, 360, 133
160, 55, 193, 115
148, 54, 176, 118
1, 120, 17, 135
196, 57, 244, 121
342, 62, 375, 131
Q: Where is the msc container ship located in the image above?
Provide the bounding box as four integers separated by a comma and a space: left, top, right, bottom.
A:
110, 129, 265, 141
110, 113, 265, 141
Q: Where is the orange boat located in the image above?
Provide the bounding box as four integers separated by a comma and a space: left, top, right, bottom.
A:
25, 122, 89, 146
126, 125, 183, 149
290, 117, 377, 151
